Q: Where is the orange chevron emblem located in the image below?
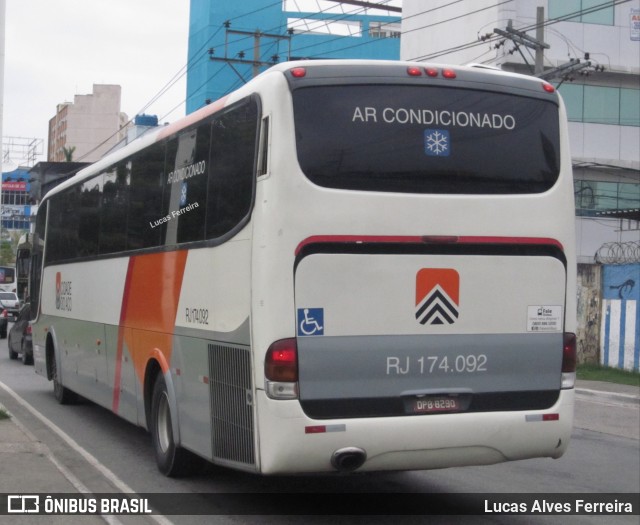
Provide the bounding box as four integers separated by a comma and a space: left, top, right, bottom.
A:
415, 269, 460, 325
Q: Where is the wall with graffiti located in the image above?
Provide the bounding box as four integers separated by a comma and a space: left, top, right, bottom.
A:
601, 264, 640, 371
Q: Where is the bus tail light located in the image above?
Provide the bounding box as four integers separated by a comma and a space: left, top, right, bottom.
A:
265, 338, 299, 399
561, 332, 576, 389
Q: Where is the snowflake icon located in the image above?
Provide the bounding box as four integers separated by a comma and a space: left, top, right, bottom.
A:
424, 129, 450, 157
180, 182, 188, 206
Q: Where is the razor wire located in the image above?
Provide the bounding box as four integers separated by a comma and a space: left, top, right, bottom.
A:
595, 241, 640, 264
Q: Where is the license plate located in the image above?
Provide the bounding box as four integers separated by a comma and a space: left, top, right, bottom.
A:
410, 396, 460, 414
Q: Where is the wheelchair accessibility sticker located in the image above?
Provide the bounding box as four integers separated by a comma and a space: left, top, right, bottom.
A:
298, 308, 324, 336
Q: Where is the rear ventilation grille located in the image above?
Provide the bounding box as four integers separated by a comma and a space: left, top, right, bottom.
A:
209, 344, 255, 465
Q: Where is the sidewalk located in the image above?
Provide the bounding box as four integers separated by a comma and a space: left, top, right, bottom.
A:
0, 380, 638, 509
0, 405, 106, 523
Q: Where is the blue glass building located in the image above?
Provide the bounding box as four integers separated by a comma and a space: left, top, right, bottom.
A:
187, 0, 401, 113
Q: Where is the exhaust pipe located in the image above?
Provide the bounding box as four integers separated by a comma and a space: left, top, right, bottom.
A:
331, 447, 367, 472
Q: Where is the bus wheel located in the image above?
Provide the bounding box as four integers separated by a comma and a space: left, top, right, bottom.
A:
51, 350, 76, 404
150, 374, 200, 477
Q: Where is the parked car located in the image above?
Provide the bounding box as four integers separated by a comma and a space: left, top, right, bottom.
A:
8, 303, 32, 365
0, 291, 20, 320
0, 309, 7, 338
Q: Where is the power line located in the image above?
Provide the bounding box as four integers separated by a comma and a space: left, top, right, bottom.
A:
77, 0, 635, 162
409, 0, 632, 62
289, 0, 466, 56
75, 2, 285, 162
310, 0, 513, 59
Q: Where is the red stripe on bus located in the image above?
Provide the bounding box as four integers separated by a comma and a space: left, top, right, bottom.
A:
295, 235, 423, 255
295, 235, 564, 255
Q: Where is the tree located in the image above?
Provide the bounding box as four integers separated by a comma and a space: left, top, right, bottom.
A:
63, 146, 76, 161
0, 241, 14, 266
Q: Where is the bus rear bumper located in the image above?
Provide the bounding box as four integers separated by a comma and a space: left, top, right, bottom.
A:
254, 388, 574, 475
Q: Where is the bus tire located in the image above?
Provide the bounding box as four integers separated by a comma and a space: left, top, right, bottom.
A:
50, 348, 77, 404
150, 373, 200, 477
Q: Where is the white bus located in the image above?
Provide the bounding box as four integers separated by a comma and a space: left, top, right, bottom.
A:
0, 265, 16, 294
32, 60, 577, 477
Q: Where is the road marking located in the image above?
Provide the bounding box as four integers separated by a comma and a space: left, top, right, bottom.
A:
0, 380, 173, 525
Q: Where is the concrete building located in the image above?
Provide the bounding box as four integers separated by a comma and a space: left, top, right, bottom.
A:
47, 84, 129, 162
401, 0, 639, 262
401, 0, 640, 370
186, 0, 401, 113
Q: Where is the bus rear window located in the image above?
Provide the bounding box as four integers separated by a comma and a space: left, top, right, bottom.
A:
292, 85, 560, 194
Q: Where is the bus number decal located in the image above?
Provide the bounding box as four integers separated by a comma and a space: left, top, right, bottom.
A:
185, 307, 209, 325
386, 354, 488, 375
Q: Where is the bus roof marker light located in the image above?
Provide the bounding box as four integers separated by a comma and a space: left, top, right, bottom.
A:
442, 69, 457, 79
542, 82, 555, 93
407, 66, 422, 77
425, 68, 439, 77
290, 67, 307, 78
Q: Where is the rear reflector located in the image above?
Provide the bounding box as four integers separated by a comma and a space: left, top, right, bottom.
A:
305, 424, 346, 434
526, 413, 560, 422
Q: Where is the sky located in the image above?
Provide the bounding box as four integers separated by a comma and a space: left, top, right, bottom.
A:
2, 0, 190, 166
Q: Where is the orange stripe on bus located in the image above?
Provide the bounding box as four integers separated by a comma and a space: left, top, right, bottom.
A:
112, 250, 188, 413
157, 96, 229, 141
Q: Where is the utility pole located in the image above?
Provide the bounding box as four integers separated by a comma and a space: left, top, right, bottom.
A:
209, 26, 292, 83
493, 8, 602, 83
494, 14, 549, 75
535, 7, 544, 75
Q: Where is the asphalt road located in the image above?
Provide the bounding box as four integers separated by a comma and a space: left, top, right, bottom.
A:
0, 333, 638, 525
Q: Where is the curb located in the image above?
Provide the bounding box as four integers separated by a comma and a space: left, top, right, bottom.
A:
575, 387, 640, 405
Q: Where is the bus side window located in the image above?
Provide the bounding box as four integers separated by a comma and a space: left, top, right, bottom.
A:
47, 188, 80, 263
163, 124, 209, 245
30, 202, 47, 320
100, 163, 129, 255
129, 143, 165, 249
78, 177, 101, 257
257, 116, 269, 177
206, 99, 259, 239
